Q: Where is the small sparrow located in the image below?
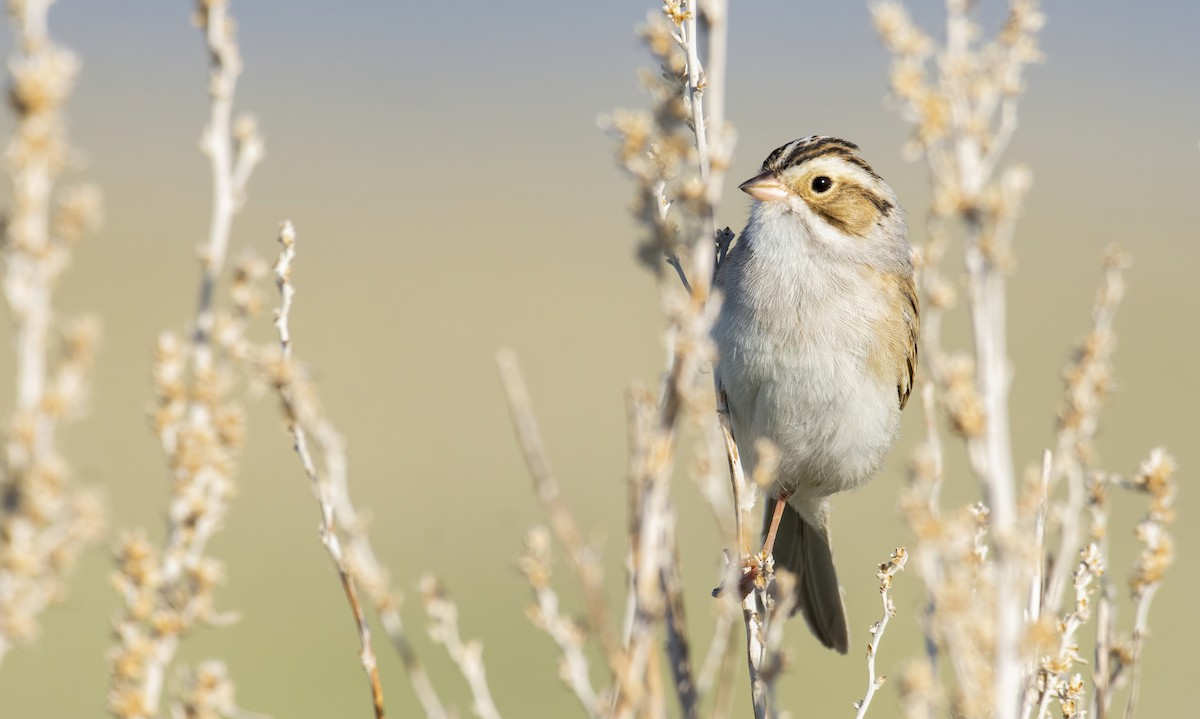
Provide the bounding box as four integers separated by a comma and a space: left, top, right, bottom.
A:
712, 136, 918, 653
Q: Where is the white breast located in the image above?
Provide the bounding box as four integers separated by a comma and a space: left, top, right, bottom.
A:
712, 214, 901, 502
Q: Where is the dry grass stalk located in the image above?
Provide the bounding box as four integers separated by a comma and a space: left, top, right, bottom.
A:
265, 222, 385, 719
108, 2, 263, 715
875, 2, 1176, 717
0, 0, 104, 664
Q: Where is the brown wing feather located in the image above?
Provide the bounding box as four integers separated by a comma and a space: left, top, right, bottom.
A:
898, 273, 920, 410
864, 268, 921, 411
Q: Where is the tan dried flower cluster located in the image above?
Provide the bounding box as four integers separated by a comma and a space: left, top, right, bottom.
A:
108, 315, 252, 717
109, 258, 265, 718
1126, 449, 1176, 601
175, 661, 238, 719
604, 13, 699, 280
0, 0, 104, 664
108, 2, 265, 716
1031, 543, 1104, 719
873, 4, 1178, 719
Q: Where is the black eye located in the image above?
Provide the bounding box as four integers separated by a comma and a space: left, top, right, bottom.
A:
811, 176, 832, 193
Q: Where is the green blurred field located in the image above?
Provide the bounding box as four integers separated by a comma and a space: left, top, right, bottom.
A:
0, 1, 1196, 717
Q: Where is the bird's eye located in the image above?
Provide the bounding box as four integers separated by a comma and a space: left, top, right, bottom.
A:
811, 176, 832, 193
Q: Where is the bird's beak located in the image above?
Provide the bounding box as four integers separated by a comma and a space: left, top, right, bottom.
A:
738, 171, 790, 203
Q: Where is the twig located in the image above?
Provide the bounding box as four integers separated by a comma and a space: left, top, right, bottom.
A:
1121, 448, 1176, 719
0, 0, 103, 664
661, 512, 699, 718
855, 548, 908, 719
696, 605, 735, 697
874, 3, 1045, 715
421, 576, 503, 719
1091, 579, 1116, 719
255, 222, 445, 718
517, 527, 602, 718
110, 4, 264, 715
496, 349, 624, 680
1044, 249, 1129, 613
269, 221, 385, 719
608, 2, 739, 714
192, 0, 262, 367
376, 603, 448, 719
677, 1, 717, 293
1031, 543, 1103, 719
741, 582, 771, 719
1029, 450, 1051, 625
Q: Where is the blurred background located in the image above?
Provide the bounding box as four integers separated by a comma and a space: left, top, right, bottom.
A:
0, 0, 1197, 716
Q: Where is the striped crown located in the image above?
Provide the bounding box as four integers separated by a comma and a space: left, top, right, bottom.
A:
761, 136, 881, 181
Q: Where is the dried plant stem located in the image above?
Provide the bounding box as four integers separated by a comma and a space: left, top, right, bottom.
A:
855, 548, 907, 719
622, 366, 693, 719
696, 606, 735, 696
7, 0, 56, 416
1044, 250, 1128, 612
0, 0, 103, 664
1028, 450, 1051, 625
518, 528, 602, 717
255, 221, 445, 718
674, 3, 775, 714
742, 588, 770, 719
497, 350, 625, 681
661, 513, 699, 718
279, 388, 446, 719
1121, 585, 1156, 719
192, 0, 262, 369
1091, 579, 1116, 719
874, 2, 1045, 715
269, 222, 385, 719
421, 576, 503, 719
679, 3, 715, 285
377, 608, 448, 719
109, 4, 265, 717
722, 420, 772, 719
1031, 543, 1103, 719
1120, 448, 1177, 719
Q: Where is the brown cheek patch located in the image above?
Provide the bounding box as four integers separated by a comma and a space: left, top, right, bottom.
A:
806, 181, 890, 238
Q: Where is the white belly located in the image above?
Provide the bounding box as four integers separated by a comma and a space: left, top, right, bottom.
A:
712, 267, 901, 502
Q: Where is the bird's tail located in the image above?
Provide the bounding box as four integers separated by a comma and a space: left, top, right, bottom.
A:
766, 498, 849, 654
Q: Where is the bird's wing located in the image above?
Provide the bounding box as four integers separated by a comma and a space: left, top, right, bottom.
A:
898, 273, 920, 411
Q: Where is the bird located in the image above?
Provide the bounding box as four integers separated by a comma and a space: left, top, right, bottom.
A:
711, 136, 919, 653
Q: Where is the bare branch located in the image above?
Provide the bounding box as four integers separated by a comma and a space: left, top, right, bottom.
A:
421, 576, 503, 719
517, 528, 602, 718
0, 0, 104, 665
854, 548, 908, 719
496, 349, 624, 680
267, 221, 385, 719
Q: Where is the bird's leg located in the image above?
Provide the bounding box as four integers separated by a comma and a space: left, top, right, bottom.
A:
732, 492, 789, 600
761, 493, 789, 560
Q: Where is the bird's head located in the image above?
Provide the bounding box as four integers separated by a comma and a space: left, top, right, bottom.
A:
739, 136, 908, 267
